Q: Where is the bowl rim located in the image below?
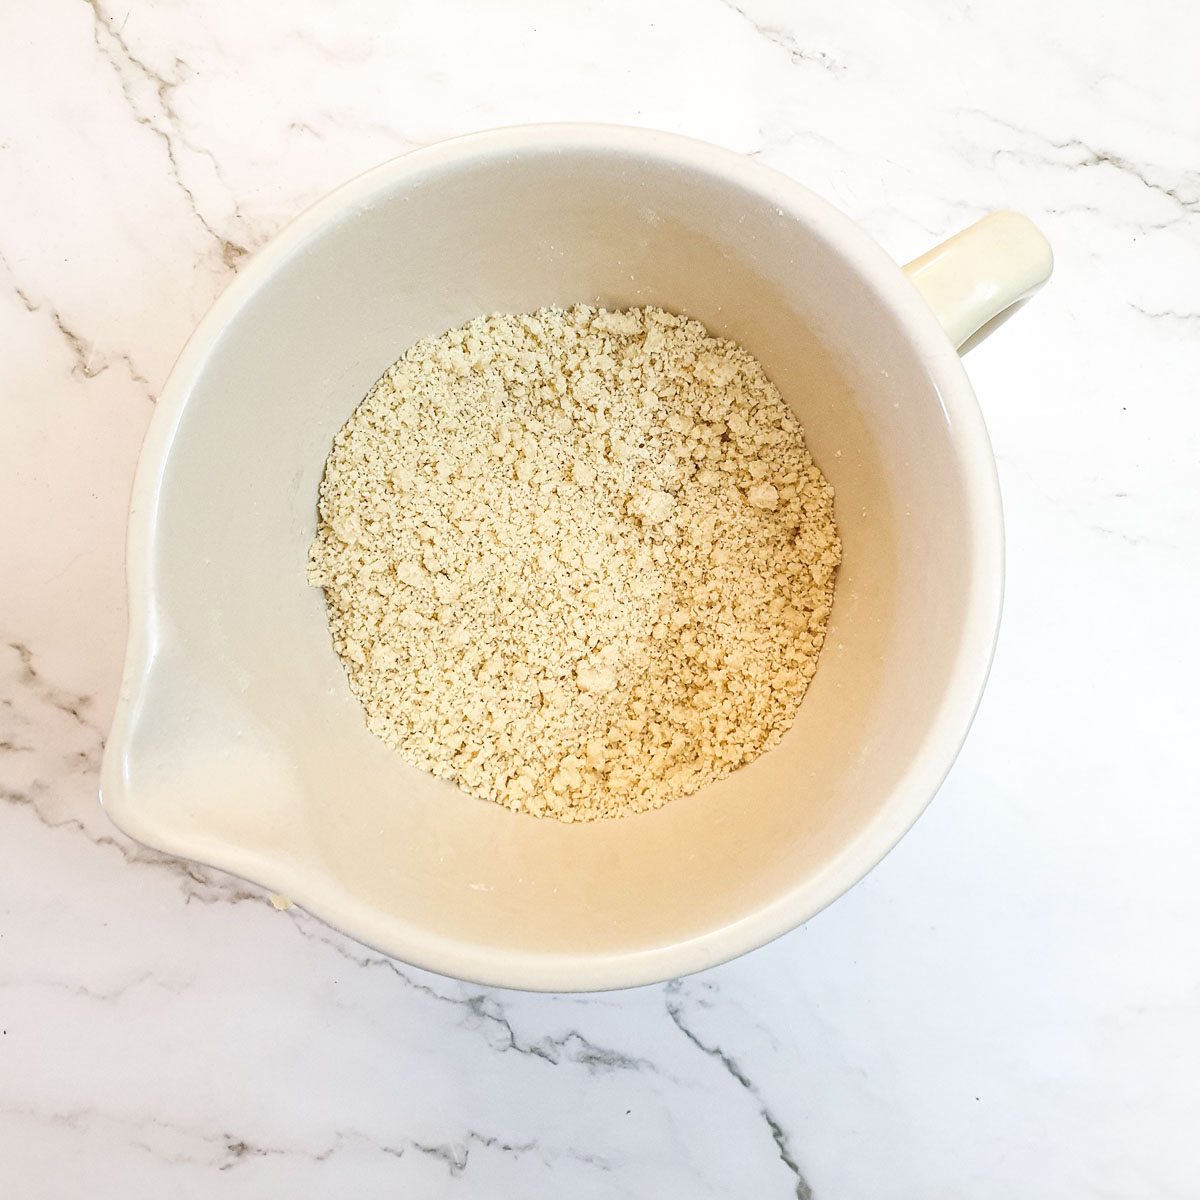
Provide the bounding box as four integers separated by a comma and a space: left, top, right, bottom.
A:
100, 123, 1004, 992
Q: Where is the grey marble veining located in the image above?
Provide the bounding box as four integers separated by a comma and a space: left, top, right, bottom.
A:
2, 0, 1198, 1195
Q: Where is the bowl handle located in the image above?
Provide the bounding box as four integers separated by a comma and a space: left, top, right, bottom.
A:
902, 211, 1053, 351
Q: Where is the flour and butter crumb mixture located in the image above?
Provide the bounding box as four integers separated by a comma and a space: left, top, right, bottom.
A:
308, 306, 840, 821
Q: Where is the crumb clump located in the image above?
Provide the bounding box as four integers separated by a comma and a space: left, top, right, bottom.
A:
309, 305, 840, 821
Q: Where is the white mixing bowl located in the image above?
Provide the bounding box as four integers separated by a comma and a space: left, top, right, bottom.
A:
101, 125, 1050, 990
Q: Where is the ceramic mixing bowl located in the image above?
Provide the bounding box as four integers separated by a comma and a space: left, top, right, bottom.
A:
101, 125, 1051, 990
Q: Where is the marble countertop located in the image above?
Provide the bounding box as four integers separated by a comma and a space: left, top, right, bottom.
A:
3, 1, 1197, 1195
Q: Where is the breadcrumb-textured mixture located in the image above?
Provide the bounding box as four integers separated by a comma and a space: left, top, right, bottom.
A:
309, 306, 840, 821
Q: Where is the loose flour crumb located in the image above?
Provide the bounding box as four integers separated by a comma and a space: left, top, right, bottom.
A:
309, 306, 840, 822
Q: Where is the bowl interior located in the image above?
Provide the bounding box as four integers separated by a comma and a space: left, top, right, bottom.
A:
108, 134, 990, 987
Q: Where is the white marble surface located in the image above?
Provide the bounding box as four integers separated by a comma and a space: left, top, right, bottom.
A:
2, 0, 1198, 1195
